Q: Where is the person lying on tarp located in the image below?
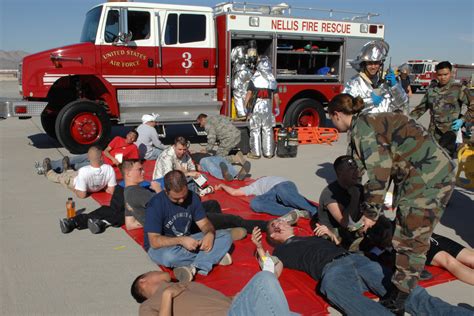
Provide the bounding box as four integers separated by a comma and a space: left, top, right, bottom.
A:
43, 146, 116, 199
250, 220, 472, 316
215, 176, 317, 223
190, 152, 250, 182
130, 270, 295, 316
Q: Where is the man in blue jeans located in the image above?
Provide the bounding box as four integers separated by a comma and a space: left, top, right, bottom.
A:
216, 176, 318, 223
131, 270, 295, 316
191, 152, 251, 181
257, 219, 471, 315
145, 170, 233, 283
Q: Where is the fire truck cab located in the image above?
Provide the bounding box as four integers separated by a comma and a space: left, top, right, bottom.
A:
1, 1, 384, 153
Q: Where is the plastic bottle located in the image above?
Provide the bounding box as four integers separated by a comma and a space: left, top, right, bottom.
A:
66, 197, 76, 218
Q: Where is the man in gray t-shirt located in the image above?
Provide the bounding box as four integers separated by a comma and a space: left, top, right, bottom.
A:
124, 184, 156, 226
216, 176, 318, 217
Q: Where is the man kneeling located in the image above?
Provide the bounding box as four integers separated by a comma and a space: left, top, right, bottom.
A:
145, 170, 232, 282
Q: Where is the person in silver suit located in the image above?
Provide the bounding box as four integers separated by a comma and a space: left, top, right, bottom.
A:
231, 46, 253, 119
343, 40, 408, 114
244, 56, 280, 159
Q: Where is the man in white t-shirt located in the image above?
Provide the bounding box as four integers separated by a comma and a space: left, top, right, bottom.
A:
136, 113, 167, 160
44, 146, 116, 198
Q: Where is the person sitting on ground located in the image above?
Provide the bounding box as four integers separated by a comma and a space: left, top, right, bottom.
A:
40, 130, 139, 173
252, 220, 472, 315
122, 159, 265, 237
44, 146, 116, 199
190, 152, 251, 181
215, 176, 317, 222
145, 170, 233, 282
196, 113, 245, 164
131, 270, 294, 316
152, 136, 198, 180
317, 155, 365, 249
59, 185, 125, 234
136, 113, 167, 160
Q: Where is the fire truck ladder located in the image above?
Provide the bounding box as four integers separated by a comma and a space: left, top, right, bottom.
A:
214, 2, 379, 21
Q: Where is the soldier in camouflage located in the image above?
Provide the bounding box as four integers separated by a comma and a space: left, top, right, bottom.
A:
328, 93, 455, 315
410, 61, 474, 156
197, 114, 244, 164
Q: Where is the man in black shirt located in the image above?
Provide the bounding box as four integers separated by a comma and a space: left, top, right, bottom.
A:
253, 219, 471, 316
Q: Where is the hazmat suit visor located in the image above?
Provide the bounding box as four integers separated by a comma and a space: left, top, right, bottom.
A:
350, 40, 390, 71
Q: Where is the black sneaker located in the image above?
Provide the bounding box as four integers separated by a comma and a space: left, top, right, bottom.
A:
380, 286, 409, 316
59, 218, 76, 234
236, 161, 251, 181
420, 269, 433, 281
87, 218, 106, 234
219, 162, 233, 181
42, 158, 52, 176
62, 156, 71, 171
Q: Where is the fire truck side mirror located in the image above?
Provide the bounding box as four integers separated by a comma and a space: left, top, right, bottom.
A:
114, 31, 132, 46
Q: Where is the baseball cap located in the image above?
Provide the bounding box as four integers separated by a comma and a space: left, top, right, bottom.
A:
141, 113, 160, 123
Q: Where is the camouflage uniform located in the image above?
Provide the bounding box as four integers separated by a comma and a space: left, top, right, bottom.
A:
205, 115, 241, 160
410, 79, 474, 142
349, 112, 455, 293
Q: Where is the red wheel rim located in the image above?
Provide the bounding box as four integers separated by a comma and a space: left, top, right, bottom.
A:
69, 113, 102, 144
297, 108, 320, 127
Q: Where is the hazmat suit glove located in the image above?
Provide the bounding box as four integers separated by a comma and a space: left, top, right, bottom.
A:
370, 92, 384, 106
274, 107, 280, 117
451, 118, 464, 131
385, 69, 397, 87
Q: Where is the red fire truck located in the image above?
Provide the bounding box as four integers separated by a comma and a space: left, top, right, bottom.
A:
1, 1, 384, 153
408, 59, 474, 93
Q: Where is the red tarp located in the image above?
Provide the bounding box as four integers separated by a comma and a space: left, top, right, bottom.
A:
91, 160, 457, 316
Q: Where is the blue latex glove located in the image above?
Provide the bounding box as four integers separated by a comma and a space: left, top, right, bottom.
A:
385, 69, 397, 87
451, 118, 464, 131
371, 92, 384, 106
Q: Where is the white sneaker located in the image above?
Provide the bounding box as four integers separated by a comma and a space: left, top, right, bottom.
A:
198, 186, 214, 197
173, 266, 196, 282
279, 210, 299, 225
218, 253, 233, 266
294, 210, 311, 219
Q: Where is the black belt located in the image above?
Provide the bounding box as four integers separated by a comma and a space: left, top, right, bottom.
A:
330, 252, 350, 263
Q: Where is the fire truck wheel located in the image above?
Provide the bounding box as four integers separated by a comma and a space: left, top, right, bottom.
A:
55, 100, 111, 154
283, 98, 326, 128
40, 107, 58, 140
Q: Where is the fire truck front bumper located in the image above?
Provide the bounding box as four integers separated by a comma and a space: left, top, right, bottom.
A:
0, 100, 48, 118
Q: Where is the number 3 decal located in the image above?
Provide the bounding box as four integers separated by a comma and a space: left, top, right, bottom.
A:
182, 52, 192, 69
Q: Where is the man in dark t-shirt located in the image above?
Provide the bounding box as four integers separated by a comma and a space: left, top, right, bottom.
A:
145, 170, 232, 282
255, 219, 471, 316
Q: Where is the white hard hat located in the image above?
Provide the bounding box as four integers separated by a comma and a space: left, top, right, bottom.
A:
141, 113, 160, 123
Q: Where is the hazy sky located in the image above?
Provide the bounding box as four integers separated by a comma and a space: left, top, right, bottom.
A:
1, 0, 473, 65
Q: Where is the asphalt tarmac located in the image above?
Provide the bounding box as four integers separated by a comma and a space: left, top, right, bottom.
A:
1, 79, 473, 315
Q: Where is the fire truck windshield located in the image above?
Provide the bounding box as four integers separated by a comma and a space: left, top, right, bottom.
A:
80, 6, 103, 43
409, 63, 425, 74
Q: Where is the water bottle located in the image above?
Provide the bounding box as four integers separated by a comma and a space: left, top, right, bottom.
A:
66, 197, 76, 218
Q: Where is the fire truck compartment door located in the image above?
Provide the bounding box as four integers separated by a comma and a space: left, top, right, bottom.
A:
117, 88, 221, 124
158, 11, 215, 87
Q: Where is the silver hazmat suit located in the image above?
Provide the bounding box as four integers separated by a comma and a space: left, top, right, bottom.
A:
344, 40, 408, 113
248, 56, 277, 157
231, 46, 252, 117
